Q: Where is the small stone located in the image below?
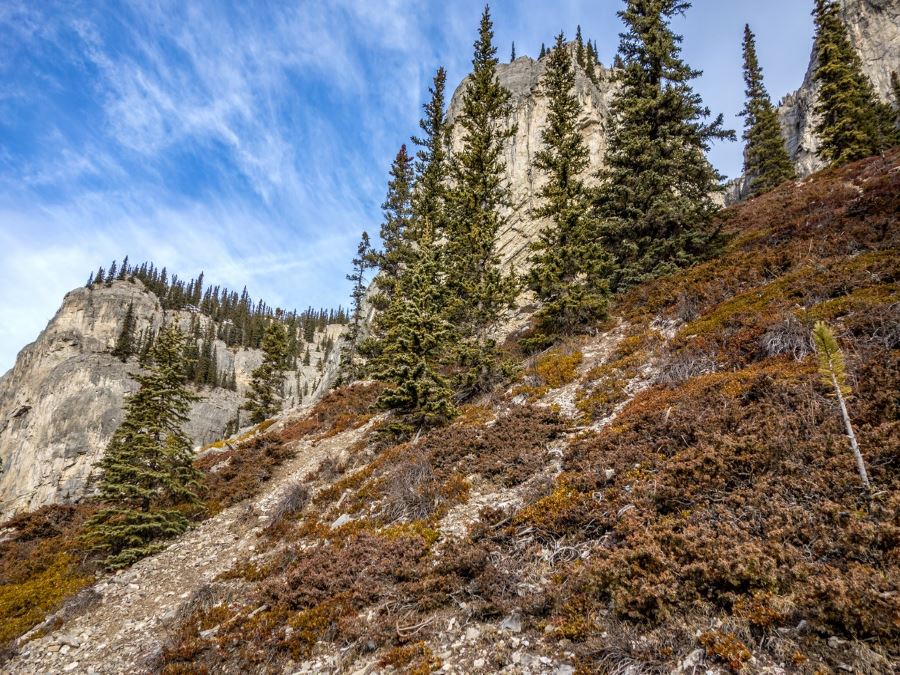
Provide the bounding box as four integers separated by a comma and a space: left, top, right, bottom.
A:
604, 468, 615, 481
511, 651, 522, 664
47, 644, 61, 653
539, 656, 551, 665
473, 658, 485, 668
828, 636, 846, 649
330, 514, 352, 530
128, 583, 139, 591
556, 666, 575, 675
63, 662, 80, 672
500, 614, 522, 633
465, 626, 480, 641
59, 634, 81, 648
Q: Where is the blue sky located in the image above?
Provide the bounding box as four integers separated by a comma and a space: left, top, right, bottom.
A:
0, 0, 815, 373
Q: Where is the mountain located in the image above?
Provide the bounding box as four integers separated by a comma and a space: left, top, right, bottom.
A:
4, 148, 897, 675
0, 278, 344, 516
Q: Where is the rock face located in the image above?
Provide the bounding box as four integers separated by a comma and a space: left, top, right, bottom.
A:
0, 280, 342, 516
777, 0, 899, 180
447, 49, 615, 273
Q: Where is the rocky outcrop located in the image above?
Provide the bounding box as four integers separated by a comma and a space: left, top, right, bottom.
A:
0, 280, 342, 516
447, 50, 615, 273
777, 0, 899, 180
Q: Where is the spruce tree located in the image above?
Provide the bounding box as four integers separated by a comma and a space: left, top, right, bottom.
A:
242, 322, 289, 423
339, 232, 371, 383
510, 41, 516, 62
812, 0, 898, 166
445, 5, 518, 394
411, 67, 451, 241
84, 324, 202, 569
372, 223, 455, 433
740, 25, 796, 197
528, 34, 611, 343
369, 145, 414, 308
112, 303, 136, 362
596, 0, 734, 291
575, 25, 585, 69
540, 43, 547, 59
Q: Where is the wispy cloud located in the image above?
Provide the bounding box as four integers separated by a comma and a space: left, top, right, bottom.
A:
0, 0, 815, 373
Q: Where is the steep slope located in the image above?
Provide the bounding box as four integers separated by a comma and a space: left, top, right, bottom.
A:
0, 279, 344, 516
4, 151, 896, 674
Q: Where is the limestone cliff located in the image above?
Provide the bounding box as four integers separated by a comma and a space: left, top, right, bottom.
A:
447, 50, 614, 273
0, 280, 342, 516
778, 0, 899, 179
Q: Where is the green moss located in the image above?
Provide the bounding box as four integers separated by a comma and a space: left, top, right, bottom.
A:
0, 553, 92, 644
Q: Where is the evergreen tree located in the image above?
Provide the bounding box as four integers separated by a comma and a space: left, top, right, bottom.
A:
112, 303, 136, 362
510, 41, 516, 62
242, 322, 289, 423
372, 223, 455, 433
106, 260, 117, 285
575, 25, 585, 69
118, 256, 129, 281
339, 232, 371, 383
369, 145, 414, 308
411, 67, 451, 241
95, 266, 105, 286
84, 324, 202, 569
86, 272, 94, 287
812, 0, 898, 166
596, 0, 734, 291
528, 33, 611, 343
739, 25, 796, 197
540, 43, 547, 59
445, 5, 518, 394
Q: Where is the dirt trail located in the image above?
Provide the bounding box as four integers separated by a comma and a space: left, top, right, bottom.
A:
4, 428, 363, 675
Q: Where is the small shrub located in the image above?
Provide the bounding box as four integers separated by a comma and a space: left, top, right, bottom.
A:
759, 314, 812, 359
269, 482, 310, 528
533, 348, 583, 388
699, 631, 751, 672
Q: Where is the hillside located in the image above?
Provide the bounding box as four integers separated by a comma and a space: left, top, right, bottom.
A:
0, 275, 346, 516
2, 151, 896, 674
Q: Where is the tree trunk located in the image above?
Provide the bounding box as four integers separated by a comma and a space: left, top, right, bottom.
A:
831, 372, 870, 489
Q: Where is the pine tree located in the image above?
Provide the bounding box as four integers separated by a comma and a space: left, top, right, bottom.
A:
118, 256, 129, 281
812, 0, 898, 166
411, 67, 451, 241
112, 303, 136, 362
575, 25, 585, 69
242, 322, 289, 423
86, 272, 94, 287
739, 25, 796, 197
339, 232, 371, 383
510, 41, 516, 62
445, 5, 518, 394
106, 260, 117, 285
528, 33, 611, 343
84, 324, 202, 569
369, 145, 414, 308
812, 321, 871, 488
372, 223, 455, 433
95, 266, 105, 286
540, 43, 547, 59
596, 0, 735, 291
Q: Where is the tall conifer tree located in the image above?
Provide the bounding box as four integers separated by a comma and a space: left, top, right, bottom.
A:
411, 67, 451, 241
242, 323, 289, 423
596, 0, 734, 291
529, 34, 610, 342
112, 303, 136, 362
369, 145, 414, 308
85, 324, 201, 569
445, 5, 517, 394
372, 222, 455, 433
339, 232, 371, 383
812, 0, 898, 165
740, 25, 796, 197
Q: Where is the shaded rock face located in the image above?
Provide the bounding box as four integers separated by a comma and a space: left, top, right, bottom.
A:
0, 280, 342, 516
777, 0, 899, 180
447, 50, 615, 273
